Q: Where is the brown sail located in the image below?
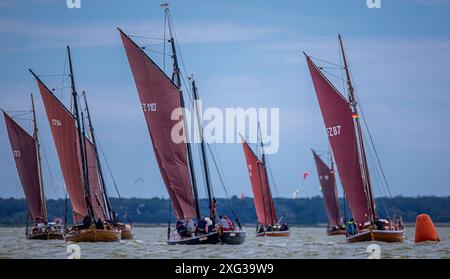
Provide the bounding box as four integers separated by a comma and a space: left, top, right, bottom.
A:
312, 150, 341, 227
119, 28, 196, 220
242, 140, 277, 226
306, 55, 370, 224
85, 137, 107, 221
35, 77, 89, 223
3, 112, 44, 223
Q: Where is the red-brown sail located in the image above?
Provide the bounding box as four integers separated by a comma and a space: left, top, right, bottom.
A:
3, 112, 44, 223
306, 56, 370, 224
35, 78, 88, 223
119, 29, 196, 220
312, 150, 341, 227
85, 137, 106, 221
242, 140, 277, 226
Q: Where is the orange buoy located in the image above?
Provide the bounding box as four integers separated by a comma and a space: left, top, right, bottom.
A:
415, 214, 440, 243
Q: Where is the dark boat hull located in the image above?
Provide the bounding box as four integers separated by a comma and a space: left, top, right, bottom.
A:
168, 232, 221, 245
347, 229, 405, 243
221, 230, 246, 245
327, 229, 346, 236
27, 231, 64, 240
256, 230, 290, 237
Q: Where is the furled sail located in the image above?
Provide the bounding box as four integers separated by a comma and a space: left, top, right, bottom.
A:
306, 56, 370, 224
35, 78, 89, 223
85, 137, 106, 221
119, 29, 196, 220
312, 150, 341, 227
242, 140, 277, 226
3, 112, 44, 223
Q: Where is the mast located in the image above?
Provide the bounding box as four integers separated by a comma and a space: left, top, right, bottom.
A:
191, 77, 214, 211
31, 94, 47, 222
329, 150, 341, 226
165, 5, 200, 219
258, 123, 275, 226
67, 46, 95, 221
338, 35, 376, 222
83, 91, 112, 221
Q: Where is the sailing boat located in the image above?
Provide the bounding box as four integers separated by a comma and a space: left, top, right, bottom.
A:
311, 149, 346, 236
304, 35, 405, 243
2, 95, 64, 240
118, 5, 245, 245
82, 92, 134, 240
241, 131, 290, 237
29, 46, 121, 242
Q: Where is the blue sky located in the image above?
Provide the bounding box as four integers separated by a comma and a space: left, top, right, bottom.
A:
0, 0, 449, 200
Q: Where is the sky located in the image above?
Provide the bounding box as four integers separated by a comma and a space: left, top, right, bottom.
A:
0, 0, 449, 200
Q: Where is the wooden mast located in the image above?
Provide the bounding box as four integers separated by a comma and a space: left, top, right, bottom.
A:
191, 77, 214, 214
258, 123, 275, 227
165, 5, 201, 219
338, 35, 376, 223
329, 150, 342, 226
67, 46, 95, 221
83, 91, 112, 221
31, 94, 47, 222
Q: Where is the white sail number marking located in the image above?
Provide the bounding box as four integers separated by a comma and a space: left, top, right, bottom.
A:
51, 119, 62, 127
142, 103, 157, 112
13, 150, 21, 157
327, 125, 341, 137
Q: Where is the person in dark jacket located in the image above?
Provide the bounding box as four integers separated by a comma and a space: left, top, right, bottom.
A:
176, 220, 188, 238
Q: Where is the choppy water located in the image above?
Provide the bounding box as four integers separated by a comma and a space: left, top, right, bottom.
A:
0, 226, 448, 259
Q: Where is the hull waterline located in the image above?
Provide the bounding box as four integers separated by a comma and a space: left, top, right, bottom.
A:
347, 229, 405, 243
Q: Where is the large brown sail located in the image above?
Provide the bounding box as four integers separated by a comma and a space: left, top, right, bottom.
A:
34, 77, 89, 223
85, 137, 107, 221
119, 29, 196, 220
306, 56, 370, 224
312, 150, 341, 227
242, 140, 277, 226
3, 112, 44, 223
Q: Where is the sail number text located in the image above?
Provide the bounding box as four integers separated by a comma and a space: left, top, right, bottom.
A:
327, 125, 341, 137
51, 119, 62, 127
142, 103, 157, 112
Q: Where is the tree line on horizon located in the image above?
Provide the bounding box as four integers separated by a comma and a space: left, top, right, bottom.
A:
0, 196, 449, 225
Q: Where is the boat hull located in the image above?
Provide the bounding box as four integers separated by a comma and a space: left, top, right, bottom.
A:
64, 227, 121, 243
256, 230, 290, 237
168, 232, 220, 245
221, 230, 246, 245
327, 229, 346, 236
347, 229, 405, 243
27, 231, 64, 240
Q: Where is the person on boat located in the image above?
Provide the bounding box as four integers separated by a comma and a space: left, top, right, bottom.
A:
266, 226, 273, 232
219, 216, 230, 232
95, 218, 104, 230
79, 215, 92, 229
223, 215, 235, 231
279, 216, 289, 231
176, 220, 188, 238
346, 218, 357, 236
186, 219, 198, 236
209, 198, 217, 220
257, 224, 265, 233
374, 218, 385, 230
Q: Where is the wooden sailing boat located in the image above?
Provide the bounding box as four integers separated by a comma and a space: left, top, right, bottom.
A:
304, 35, 405, 243
311, 149, 346, 236
241, 131, 290, 237
82, 92, 134, 240
2, 95, 63, 240
29, 46, 121, 242
119, 4, 245, 245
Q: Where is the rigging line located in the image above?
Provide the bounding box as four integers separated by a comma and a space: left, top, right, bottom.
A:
350, 73, 393, 199
338, 37, 347, 98
41, 141, 58, 197
36, 74, 70, 77
321, 68, 347, 82
129, 35, 165, 41
142, 48, 172, 57
9, 111, 31, 118
94, 130, 123, 201
59, 50, 68, 102
267, 163, 280, 197
309, 55, 342, 67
